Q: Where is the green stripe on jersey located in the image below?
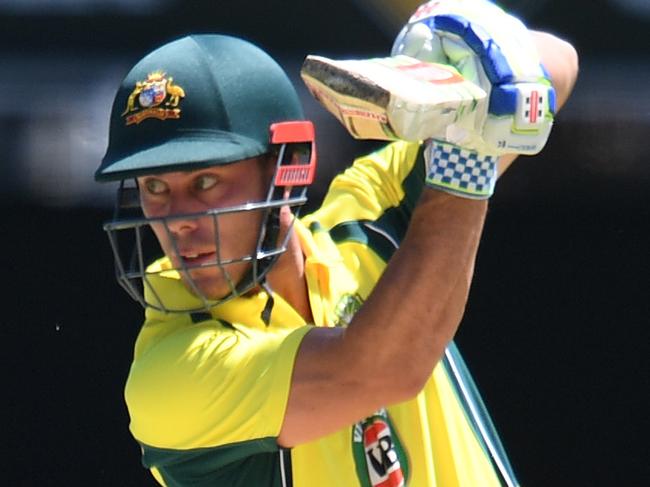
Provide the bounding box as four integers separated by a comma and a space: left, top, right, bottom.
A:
330, 220, 397, 263
329, 146, 426, 261
141, 437, 291, 487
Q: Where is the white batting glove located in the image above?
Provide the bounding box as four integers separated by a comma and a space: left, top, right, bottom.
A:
393, 0, 556, 199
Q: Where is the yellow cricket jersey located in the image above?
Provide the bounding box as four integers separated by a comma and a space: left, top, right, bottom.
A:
125, 141, 519, 487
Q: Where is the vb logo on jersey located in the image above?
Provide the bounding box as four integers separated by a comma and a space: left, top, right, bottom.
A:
352, 410, 410, 487
122, 71, 186, 125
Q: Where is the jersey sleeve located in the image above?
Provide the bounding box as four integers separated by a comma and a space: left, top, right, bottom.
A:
304, 140, 425, 244
125, 320, 310, 451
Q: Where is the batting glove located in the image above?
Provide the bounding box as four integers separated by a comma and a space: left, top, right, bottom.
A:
393, 0, 555, 199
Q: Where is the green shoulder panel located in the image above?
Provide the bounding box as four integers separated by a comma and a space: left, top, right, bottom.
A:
329, 145, 426, 262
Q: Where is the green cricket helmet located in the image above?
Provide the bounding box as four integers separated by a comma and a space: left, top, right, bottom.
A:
97, 34, 307, 179
98, 34, 317, 317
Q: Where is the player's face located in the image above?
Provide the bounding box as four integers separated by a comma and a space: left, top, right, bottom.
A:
138, 157, 273, 300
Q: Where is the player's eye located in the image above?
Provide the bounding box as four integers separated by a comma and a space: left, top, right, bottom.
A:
194, 174, 219, 191
143, 178, 169, 195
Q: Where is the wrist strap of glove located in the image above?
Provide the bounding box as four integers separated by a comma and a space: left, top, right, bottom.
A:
424, 140, 498, 199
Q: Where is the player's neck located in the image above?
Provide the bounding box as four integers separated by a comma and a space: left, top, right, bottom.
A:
266, 209, 313, 324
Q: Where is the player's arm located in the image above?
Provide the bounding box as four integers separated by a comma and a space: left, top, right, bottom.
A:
279, 2, 578, 447
279, 190, 485, 447
499, 30, 579, 175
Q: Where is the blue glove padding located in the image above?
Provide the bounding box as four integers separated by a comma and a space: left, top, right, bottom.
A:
393, 0, 555, 198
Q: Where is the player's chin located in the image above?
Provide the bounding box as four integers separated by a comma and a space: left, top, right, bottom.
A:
181, 263, 250, 301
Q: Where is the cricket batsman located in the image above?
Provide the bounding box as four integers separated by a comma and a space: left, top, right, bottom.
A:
96, 0, 578, 485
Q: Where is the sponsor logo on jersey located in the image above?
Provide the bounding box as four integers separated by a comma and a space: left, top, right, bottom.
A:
352, 410, 409, 487
122, 71, 186, 125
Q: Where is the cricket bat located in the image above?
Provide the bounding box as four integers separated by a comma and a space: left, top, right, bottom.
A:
300, 54, 486, 142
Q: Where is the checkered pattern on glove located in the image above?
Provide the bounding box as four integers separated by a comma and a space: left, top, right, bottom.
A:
425, 140, 497, 199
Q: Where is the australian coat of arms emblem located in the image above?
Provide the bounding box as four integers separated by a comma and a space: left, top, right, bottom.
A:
122, 71, 185, 125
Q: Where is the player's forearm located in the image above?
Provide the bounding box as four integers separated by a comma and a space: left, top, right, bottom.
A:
280, 181, 486, 447
342, 189, 487, 397
280, 189, 485, 447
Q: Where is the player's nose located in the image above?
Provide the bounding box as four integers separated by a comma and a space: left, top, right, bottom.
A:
166, 215, 199, 236
164, 198, 201, 236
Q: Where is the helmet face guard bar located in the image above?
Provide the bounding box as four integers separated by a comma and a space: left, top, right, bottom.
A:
103, 120, 317, 314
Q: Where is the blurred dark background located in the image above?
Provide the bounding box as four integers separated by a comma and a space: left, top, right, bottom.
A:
2, 0, 648, 485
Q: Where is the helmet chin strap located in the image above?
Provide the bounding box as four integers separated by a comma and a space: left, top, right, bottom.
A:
222, 199, 283, 325
259, 279, 275, 326
227, 193, 302, 326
